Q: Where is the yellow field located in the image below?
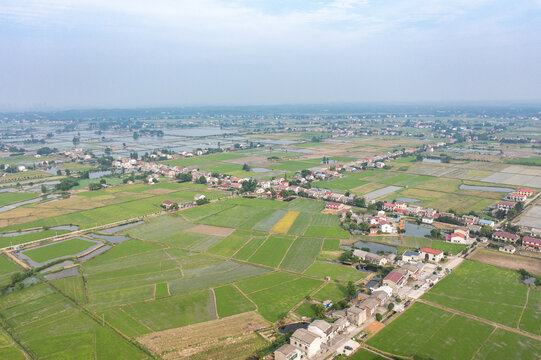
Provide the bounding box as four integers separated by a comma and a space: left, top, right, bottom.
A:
271, 211, 300, 233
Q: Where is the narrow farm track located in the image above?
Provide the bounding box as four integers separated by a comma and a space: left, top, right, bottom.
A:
417, 299, 541, 342
0, 322, 34, 360
232, 284, 258, 310
470, 327, 497, 360
210, 288, 219, 319
359, 345, 394, 360
363, 344, 403, 359
517, 287, 531, 328
276, 235, 297, 268
47, 282, 156, 358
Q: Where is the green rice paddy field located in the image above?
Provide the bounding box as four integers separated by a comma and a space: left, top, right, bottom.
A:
0, 196, 369, 359
2, 185, 527, 360
367, 260, 541, 360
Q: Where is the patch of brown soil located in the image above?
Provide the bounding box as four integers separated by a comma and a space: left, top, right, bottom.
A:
365, 321, 385, 334
469, 248, 541, 275
137, 311, 268, 357
186, 224, 235, 237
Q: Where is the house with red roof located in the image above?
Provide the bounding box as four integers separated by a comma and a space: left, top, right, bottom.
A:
379, 220, 393, 234
420, 247, 444, 262
517, 189, 534, 197
493, 231, 520, 243
507, 193, 527, 202
325, 202, 343, 210
382, 269, 409, 293
383, 202, 395, 211
522, 237, 541, 251
449, 232, 467, 244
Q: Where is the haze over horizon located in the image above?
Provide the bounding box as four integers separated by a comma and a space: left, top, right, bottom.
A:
1, 0, 541, 111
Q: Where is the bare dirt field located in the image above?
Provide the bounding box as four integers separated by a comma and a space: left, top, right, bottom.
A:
469, 248, 541, 275
143, 188, 176, 195
228, 156, 274, 167
365, 320, 385, 334
186, 224, 235, 237
137, 311, 269, 359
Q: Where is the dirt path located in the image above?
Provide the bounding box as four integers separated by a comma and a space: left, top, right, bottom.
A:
417, 299, 541, 342
517, 287, 531, 328
3, 251, 31, 270
277, 235, 297, 268
363, 344, 403, 359
210, 288, 219, 319
163, 248, 184, 277
233, 284, 258, 310
471, 327, 496, 360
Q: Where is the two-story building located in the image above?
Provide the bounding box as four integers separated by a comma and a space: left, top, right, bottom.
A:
420, 247, 444, 262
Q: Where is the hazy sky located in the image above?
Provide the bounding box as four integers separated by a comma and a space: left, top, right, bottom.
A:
1, 0, 540, 110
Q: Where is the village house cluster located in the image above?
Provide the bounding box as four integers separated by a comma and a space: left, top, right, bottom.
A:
275, 243, 448, 360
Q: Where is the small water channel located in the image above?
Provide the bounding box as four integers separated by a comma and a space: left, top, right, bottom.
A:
459, 184, 514, 192
100, 221, 144, 234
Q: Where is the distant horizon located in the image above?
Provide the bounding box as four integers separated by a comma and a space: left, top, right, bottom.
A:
2, 100, 541, 114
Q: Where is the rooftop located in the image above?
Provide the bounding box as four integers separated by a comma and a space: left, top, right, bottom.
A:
420, 247, 443, 255
493, 231, 519, 240
291, 329, 320, 345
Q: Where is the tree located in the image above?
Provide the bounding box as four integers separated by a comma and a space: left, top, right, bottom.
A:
339, 250, 355, 263
175, 172, 192, 183
430, 228, 442, 239
416, 154, 423, 161
55, 177, 79, 191
133, 132, 139, 140
242, 163, 251, 171
241, 179, 258, 192
301, 169, 312, 178
88, 183, 103, 191
346, 281, 356, 296
72, 136, 80, 146
359, 222, 370, 232
280, 189, 291, 198
480, 225, 493, 238
196, 176, 207, 184
388, 303, 395, 311
313, 304, 326, 318
37, 147, 57, 155
196, 198, 210, 205
375, 313, 383, 321
80, 171, 90, 179
40, 184, 47, 194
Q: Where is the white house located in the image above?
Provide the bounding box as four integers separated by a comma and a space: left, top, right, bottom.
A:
307, 320, 333, 343
449, 232, 467, 244
379, 220, 393, 234
499, 244, 516, 254
402, 251, 421, 262
290, 329, 322, 358
420, 247, 444, 262
274, 344, 305, 360
346, 306, 366, 326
